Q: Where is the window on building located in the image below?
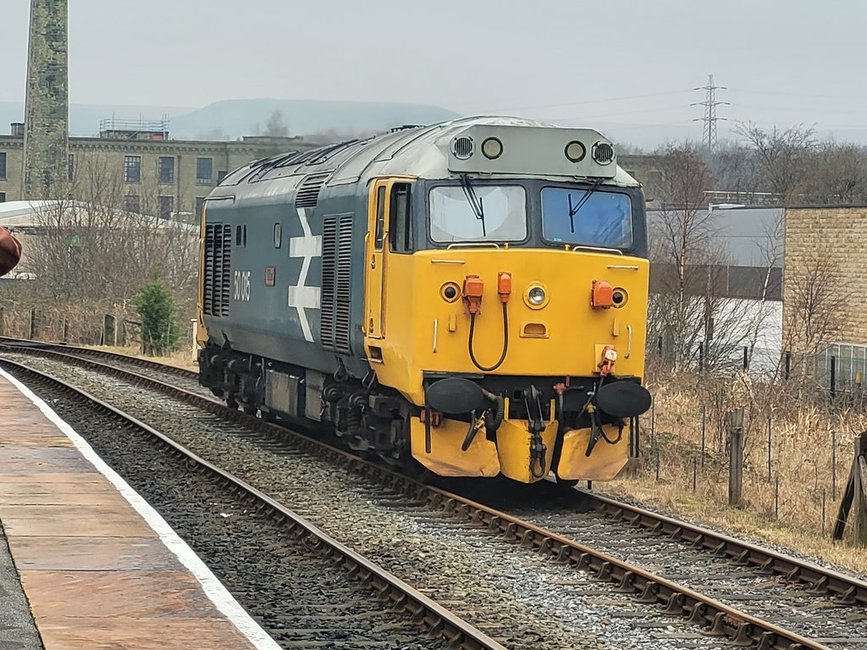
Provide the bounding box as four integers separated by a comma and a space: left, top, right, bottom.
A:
124, 195, 140, 213
158, 157, 175, 184
159, 195, 174, 220
195, 197, 206, 218
196, 158, 213, 184
123, 155, 141, 183
0, 152, 6, 180
67, 154, 74, 183
0, 192, 6, 203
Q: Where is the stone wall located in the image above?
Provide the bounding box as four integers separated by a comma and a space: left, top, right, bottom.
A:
783, 206, 867, 349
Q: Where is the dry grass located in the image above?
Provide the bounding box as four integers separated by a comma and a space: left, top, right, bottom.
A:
90, 344, 199, 371
611, 367, 867, 576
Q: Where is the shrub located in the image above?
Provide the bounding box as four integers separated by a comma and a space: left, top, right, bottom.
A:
133, 278, 179, 355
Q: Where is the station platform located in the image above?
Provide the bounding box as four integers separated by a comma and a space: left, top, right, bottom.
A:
0, 369, 280, 650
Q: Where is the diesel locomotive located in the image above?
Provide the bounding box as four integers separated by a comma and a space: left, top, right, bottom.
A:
196, 116, 651, 484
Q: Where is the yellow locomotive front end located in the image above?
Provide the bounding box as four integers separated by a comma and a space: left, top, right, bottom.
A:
363, 122, 652, 484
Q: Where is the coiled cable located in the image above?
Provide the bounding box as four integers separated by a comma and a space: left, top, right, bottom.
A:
468, 302, 508, 372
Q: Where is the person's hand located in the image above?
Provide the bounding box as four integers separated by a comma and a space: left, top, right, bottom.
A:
0, 227, 22, 276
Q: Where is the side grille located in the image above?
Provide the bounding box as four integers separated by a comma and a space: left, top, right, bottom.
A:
335, 218, 353, 354
320, 215, 353, 354
203, 223, 232, 318
320, 218, 337, 350
295, 173, 329, 208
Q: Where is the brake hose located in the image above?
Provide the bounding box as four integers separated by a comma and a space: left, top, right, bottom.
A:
468, 302, 509, 372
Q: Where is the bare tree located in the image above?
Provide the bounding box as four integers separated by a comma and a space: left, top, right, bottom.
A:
648, 144, 776, 372
735, 122, 816, 201
782, 245, 839, 356
794, 142, 867, 205
648, 144, 717, 368
263, 110, 290, 137
27, 153, 198, 319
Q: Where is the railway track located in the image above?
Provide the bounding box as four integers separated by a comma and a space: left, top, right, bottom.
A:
1, 339, 860, 648
0, 356, 501, 650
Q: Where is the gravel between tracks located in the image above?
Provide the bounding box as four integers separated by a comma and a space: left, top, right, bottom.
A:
3, 354, 731, 650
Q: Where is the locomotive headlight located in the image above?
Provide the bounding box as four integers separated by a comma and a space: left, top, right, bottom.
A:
481, 137, 503, 159
564, 140, 586, 163
524, 283, 549, 309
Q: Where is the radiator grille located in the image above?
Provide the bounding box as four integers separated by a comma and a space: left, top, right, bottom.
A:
320, 215, 353, 354
203, 223, 232, 318
295, 173, 329, 208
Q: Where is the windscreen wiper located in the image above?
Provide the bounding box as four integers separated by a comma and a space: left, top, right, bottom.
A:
567, 179, 604, 232
460, 174, 487, 237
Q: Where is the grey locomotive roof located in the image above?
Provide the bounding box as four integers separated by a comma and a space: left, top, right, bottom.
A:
208, 116, 641, 203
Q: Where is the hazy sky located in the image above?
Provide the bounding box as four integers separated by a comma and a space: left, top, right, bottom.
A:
3, 0, 867, 143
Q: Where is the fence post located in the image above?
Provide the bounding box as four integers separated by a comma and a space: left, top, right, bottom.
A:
62, 319, 69, 344
830, 356, 837, 399
698, 342, 704, 372
785, 351, 791, 380
728, 408, 744, 506
767, 416, 772, 482
103, 315, 117, 347
743, 346, 749, 371
0, 306, 4, 336
28, 308, 36, 340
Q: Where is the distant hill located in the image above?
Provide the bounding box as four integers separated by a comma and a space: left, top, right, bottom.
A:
0, 99, 461, 140
171, 99, 462, 140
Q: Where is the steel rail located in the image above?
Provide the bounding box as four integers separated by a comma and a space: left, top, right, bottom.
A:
5, 340, 867, 603
581, 489, 867, 607
0, 358, 504, 650
0, 336, 196, 379
0, 347, 833, 649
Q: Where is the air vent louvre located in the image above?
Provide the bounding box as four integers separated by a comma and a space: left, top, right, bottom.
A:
319, 215, 353, 354
295, 173, 330, 208
202, 223, 232, 318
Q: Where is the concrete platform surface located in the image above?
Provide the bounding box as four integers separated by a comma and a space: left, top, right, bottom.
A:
0, 367, 281, 649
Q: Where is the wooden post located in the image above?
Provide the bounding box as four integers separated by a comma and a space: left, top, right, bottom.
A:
0, 306, 4, 336
28, 308, 36, 340
103, 315, 116, 347
62, 319, 69, 344
728, 408, 744, 507
833, 432, 867, 546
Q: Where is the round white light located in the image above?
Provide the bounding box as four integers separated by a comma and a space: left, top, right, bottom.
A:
564, 141, 586, 163
528, 287, 546, 305
481, 137, 503, 159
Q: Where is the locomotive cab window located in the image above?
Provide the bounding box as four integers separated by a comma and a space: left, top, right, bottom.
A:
389, 183, 412, 253
374, 185, 387, 250
429, 184, 527, 244
541, 187, 633, 250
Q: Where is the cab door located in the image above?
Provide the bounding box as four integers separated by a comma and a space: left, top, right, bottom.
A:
365, 180, 389, 339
